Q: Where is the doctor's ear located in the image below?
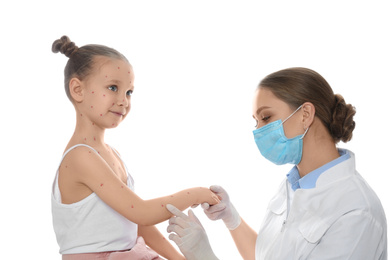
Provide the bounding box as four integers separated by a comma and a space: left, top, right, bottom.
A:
302, 102, 315, 128
69, 78, 85, 103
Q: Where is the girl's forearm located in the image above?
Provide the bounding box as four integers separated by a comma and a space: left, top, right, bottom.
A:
123, 187, 215, 226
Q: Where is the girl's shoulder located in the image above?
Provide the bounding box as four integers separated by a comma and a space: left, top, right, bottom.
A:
60, 144, 100, 174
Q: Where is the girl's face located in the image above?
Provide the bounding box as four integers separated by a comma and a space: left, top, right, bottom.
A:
79, 57, 134, 129
252, 87, 303, 138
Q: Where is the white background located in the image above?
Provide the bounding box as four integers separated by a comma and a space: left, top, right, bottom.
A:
1, 1, 389, 259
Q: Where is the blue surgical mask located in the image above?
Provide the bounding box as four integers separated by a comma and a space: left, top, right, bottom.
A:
252, 105, 309, 165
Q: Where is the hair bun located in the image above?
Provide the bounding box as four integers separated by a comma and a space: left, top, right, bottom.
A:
329, 94, 356, 143
52, 35, 78, 57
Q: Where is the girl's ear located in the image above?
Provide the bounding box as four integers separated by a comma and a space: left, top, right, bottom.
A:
69, 78, 85, 103
302, 102, 315, 129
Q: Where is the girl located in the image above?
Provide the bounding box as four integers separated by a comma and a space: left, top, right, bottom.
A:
51, 36, 220, 260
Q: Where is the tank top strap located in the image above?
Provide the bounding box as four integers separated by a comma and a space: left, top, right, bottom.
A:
106, 145, 135, 188
61, 144, 99, 163
107, 145, 121, 158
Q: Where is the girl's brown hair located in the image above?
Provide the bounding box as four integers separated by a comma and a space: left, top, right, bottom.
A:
259, 67, 356, 143
52, 35, 129, 101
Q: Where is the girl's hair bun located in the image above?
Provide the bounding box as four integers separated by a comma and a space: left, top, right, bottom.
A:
329, 94, 356, 143
52, 35, 78, 57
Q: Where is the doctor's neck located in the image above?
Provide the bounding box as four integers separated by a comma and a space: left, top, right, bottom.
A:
297, 118, 340, 177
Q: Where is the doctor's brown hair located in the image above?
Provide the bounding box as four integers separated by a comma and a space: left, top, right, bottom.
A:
52, 35, 129, 101
259, 67, 356, 144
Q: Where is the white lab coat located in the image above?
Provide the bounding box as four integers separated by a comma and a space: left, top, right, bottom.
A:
255, 150, 387, 260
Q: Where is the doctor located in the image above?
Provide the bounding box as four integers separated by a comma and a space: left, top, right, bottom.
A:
166, 67, 387, 260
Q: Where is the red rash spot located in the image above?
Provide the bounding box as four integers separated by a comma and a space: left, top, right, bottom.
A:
112, 103, 115, 105
121, 185, 124, 188
161, 204, 164, 207
170, 195, 174, 197
92, 122, 95, 125
80, 114, 83, 117
105, 75, 107, 78
92, 91, 95, 94
187, 192, 190, 194
131, 205, 134, 208
118, 67, 120, 69
100, 114, 103, 116
100, 183, 104, 187
103, 94, 106, 97
91, 106, 93, 108
94, 137, 96, 141
84, 138, 87, 141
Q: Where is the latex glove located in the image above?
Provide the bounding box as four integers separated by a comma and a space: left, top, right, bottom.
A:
201, 185, 241, 230
166, 204, 219, 260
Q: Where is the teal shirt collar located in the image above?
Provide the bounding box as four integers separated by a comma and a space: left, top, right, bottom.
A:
287, 149, 350, 191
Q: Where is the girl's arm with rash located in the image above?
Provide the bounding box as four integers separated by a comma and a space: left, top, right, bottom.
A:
61, 146, 220, 226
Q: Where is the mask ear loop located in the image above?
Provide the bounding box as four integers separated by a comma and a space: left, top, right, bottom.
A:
300, 127, 310, 139
281, 105, 303, 125
279, 104, 310, 138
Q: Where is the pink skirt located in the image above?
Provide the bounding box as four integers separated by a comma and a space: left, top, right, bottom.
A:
62, 237, 163, 260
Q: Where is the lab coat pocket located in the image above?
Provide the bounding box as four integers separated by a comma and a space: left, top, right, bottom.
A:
299, 211, 331, 244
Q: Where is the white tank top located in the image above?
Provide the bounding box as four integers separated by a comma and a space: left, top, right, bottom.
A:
51, 144, 138, 254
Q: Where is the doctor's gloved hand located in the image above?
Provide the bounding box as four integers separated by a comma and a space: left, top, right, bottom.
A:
166, 204, 219, 260
201, 185, 241, 230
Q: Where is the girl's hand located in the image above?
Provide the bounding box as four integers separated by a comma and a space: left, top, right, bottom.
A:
195, 187, 220, 206
201, 185, 241, 230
